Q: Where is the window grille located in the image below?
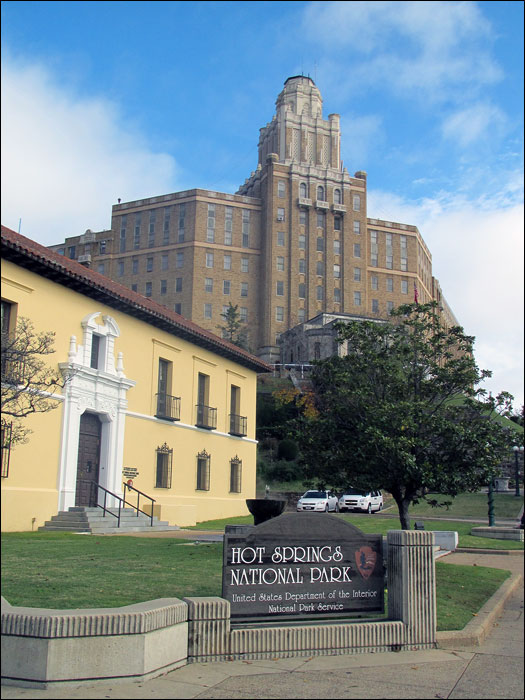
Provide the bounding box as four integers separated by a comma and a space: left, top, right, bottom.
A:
197, 450, 211, 491
230, 456, 242, 493
155, 443, 173, 489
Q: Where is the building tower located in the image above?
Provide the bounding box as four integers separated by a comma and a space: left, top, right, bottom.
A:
237, 75, 369, 363
49, 77, 450, 365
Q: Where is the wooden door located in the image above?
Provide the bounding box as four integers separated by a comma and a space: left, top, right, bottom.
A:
75, 413, 101, 507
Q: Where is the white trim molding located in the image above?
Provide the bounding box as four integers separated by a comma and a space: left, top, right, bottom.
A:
57, 313, 135, 511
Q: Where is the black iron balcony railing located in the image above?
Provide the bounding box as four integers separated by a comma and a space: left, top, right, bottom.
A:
195, 404, 217, 430
229, 413, 247, 437
155, 393, 181, 421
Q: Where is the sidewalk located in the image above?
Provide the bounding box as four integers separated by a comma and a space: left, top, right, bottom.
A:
2, 551, 523, 699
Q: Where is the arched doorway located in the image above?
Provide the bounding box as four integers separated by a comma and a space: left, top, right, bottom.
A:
75, 413, 101, 507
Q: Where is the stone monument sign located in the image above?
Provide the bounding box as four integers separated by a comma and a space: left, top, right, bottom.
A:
222, 512, 384, 621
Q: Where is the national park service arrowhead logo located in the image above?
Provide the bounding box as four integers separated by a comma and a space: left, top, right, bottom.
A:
355, 546, 377, 580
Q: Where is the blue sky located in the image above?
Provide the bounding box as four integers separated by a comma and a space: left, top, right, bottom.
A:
1, 1, 524, 413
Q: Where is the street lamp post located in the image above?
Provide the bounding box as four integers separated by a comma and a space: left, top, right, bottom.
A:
487, 478, 495, 527
513, 446, 523, 497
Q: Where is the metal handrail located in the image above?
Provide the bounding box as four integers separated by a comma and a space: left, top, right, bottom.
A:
123, 482, 156, 526
89, 482, 123, 527
86, 482, 156, 527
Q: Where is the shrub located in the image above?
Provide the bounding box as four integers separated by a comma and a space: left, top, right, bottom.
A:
277, 439, 299, 461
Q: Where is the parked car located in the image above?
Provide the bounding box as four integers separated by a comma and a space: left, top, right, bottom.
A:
338, 489, 383, 514
296, 490, 339, 512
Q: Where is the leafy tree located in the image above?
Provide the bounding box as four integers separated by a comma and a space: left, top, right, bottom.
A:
509, 406, 524, 427
217, 302, 248, 350
283, 302, 517, 529
256, 391, 300, 441
1, 317, 69, 447
277, 438, 299, 461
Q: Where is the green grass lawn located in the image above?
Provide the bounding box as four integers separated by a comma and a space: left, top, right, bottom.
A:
0, 531, 513, 632
435, 562, 510, 631
394, 492, 523, 521
188, 512, 524, 550
1, 532, 223, 609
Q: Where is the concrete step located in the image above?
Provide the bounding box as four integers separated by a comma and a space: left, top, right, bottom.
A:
40, 518, 89, 527
89, 525, 180, 533
88, 516, 173, 527
47, 514, 89, 523
38, 523, 91, 532
38, 506, 180, 533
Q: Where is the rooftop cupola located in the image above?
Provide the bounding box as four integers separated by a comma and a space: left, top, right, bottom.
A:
256, 77, 341, 170
276, 75, 323, 119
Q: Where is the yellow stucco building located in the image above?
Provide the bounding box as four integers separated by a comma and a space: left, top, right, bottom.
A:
1, 225, 270, 532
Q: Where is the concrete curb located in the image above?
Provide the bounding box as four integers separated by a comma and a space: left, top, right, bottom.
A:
436, 571, 523, 648
455, 547, 524, 555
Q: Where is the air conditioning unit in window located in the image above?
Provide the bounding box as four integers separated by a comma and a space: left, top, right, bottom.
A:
276, 216, 284, 222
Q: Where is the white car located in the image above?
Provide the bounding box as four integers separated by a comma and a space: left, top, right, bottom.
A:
296, 490, 339, 512
338, 489, 383, 514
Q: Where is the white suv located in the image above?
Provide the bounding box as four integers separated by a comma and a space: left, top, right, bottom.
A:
338, 489, 383, 514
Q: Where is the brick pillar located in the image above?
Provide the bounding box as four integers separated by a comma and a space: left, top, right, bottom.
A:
387, 530, 436, 649
184, 596, 231, 663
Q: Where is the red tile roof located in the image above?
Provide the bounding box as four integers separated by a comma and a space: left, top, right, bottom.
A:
1, 225, 271, 374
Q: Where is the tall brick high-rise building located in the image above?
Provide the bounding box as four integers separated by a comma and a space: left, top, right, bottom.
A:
50, 76, 457, 363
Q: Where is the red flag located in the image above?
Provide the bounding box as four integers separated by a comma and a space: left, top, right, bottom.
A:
414, 281, 419, 304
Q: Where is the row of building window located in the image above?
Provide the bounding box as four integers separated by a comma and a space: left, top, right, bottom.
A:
205, 252, 249, 270
155, 445, 242, 493
113, 220, 408, 264
203, 304, 249, 321
277, 224, 358, 251
275, 241, 408, 270
294, 267, 413, 292
106, 246, 407, 282
273, 295, 397, 324
86, 331, 247, 437
131, 278, 249, 298
206, 205, 250, 246
293, 276, 412, 300
156, 363, 246, 436
117, 206, 251, 252
109, 252, 251, 278
276, 211, 358, 232
296, 183, 360, 210
130, 280, 249, 306
204, 279, 249, 297
130, 274, 412, 303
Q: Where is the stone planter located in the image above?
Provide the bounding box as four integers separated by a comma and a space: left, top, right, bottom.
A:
245, 498, 286, 525
494, 477, 510, 492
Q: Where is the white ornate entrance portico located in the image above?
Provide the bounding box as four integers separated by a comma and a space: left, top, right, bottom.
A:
57, 313, 135, 512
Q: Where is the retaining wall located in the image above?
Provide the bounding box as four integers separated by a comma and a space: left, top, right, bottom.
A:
1, 530, 436, 688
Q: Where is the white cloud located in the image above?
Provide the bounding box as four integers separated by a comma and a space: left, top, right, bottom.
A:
302, 1, 501, 100
368, 188, 524, 411
1, 60, 178, 245
441, 103, 507, 147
